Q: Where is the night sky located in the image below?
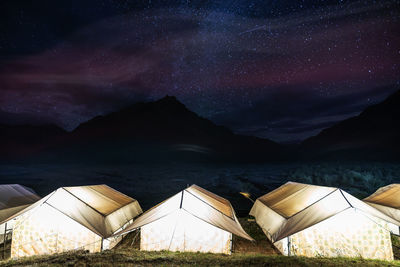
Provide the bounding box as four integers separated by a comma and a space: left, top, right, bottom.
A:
0, 0, 399, 143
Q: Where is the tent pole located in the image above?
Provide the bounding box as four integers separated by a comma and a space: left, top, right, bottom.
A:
287, 236, 291, 256
230, 233, 233, 254
3, 222, 7, 259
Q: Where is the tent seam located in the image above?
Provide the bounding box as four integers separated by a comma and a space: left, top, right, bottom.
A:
181, 207, 252, 241
11, 190, 57, 228
87, 185, 133, 215
61, 187, 106, 217
112, 209, 179, 238
184, 189, 235, 221
274, 206, 352, 242
286, 188, 340, 220
44, 201, 105, 238
339, 189, 353, 208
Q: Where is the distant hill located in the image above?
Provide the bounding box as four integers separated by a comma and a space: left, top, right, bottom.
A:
30, 96, 283, 162
302, 90, 400, 160
3, 91, 399, 163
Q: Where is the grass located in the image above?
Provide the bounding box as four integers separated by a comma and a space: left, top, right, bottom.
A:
0, 219, 399, 267
393, 234, 400, 260
2, 249, 400, 267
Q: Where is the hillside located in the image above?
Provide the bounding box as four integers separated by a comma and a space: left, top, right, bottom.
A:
302, 90, 400, 160
2, 91, 400, 162
41, 96, 283, 162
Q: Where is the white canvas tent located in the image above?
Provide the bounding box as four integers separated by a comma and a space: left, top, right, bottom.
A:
364, 184, 400, 235
250, 182, 400, 260
9, 184, 142, 258
115, 185, 253, 254
0, 184, 40, 245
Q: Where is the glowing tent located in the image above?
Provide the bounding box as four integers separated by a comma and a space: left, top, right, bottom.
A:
249, 182, 400, 260
115, 185, 253, 254
364, 184, 400, 235
0, 184, 40, 245
10, 184, 142, 258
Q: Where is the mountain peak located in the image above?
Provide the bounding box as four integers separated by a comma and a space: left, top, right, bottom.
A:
158, 95, 179, 102
155, 95, 186, 107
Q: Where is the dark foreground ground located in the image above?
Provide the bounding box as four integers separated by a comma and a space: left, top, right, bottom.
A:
0, 219, 399, 267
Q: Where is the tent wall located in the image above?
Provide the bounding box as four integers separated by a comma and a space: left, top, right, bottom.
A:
105, 201, 142, 235
116, 186, 253, 244
275, 209, 393, 260
102, 235, 123, 250
273, 238, 289, 256
364, 203, 400, 235
249, 199, 285, 241
11, 204, 102, 258
103, 217, 137, 250
140, 210, 232, 254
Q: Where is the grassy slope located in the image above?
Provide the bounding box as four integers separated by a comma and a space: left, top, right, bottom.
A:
0, 219, 399, 267
2, 249, 400, 267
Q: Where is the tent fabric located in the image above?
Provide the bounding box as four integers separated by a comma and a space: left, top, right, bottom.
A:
250, 182, 400, 243
15, 184, 143, 238
63, 185, 134, 216
115, 184, 253, 241
185, 185, 233, 218
273, 208, 394, 259
257, 183, 336, 218
250, 182, 398, 260
364, 184, 400, 225
140, 209, 232, 254
0, 184, 40, 224
10, 184, 142, 258
11, 203, 103, 258
364, 184, 400, 208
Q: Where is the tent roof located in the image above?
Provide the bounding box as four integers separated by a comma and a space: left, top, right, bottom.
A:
250, 182, 399, 242
364, 184, 400, 209
257, 182, 336, 218
0, 184, 40, 210
114, 184, 253, 241
363, 184, 400, 225
185, 185, 233, 219
8, 184, 142, 238
63, 185, 134, 216
0, 184, 40, 223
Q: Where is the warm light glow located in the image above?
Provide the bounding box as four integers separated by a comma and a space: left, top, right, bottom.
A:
274, 209, 394, 260
141, 209, 231, 254
239, 192, 254, 203
11, 204, 102, 258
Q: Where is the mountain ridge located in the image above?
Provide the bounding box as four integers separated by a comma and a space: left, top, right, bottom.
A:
301, 89, 400, 160
1, 91, 399, 162
0, 95, 283, 162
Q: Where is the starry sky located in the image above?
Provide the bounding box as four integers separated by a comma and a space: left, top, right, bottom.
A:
0, 0, 399, 143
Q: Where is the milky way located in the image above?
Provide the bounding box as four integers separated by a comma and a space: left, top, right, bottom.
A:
0, 0, 399, 143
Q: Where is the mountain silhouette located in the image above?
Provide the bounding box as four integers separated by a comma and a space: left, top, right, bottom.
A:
2, 92, 398, 163
302, 90, 400, 160
39, 96, 283, 162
